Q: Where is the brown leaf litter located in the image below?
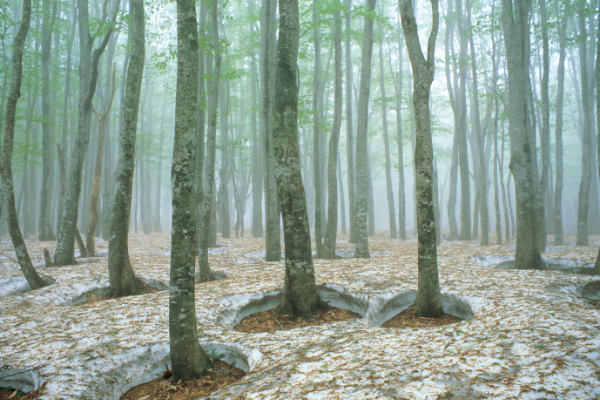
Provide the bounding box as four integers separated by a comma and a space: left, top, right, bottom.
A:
382, 304, 464, 328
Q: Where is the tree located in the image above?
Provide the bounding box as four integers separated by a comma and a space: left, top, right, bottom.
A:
592, 10, 600, 276
107, 0, 145, 298
273, 0, 328, 319
345, 0, 357, 244
1, 0, 50, 290
54, 0, 120, 266
38, 0, 57, 241
399, 0, 443, 317
323, 1, 343, 259
501, 0, 543, 270
170, 0, 211, 381
354, 0, 377, 259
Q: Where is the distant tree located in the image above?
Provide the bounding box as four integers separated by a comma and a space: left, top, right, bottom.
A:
107, 0, 145, 298
399, 0, 444, 317
170, 0, 212, 380
592, 13, 600, 276
1, 0, 49, 290
273, 0, 328, 318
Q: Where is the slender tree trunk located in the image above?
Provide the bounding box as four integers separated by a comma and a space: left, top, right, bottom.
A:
338, 149, 347, 235
400, 0, 443, 317
195, 0, 206, 255
576, 0, 593, 247
274, 0, 327, 319
592, 15, 600, 275
39, 0, 57, 241
501, 0, 543, 269
170, 0, 211, 381
261, 0, 281, 261
250, 0, 263, 238
197, 0, 220, 281
379, 30, 397, 239
312, 1, 324, 257
538, 0, 550, 250
323, 5, 343, 259
88, 68, 116, 256
54, 0, 120, 266
108, 0, 145, 298
345, 0, 357, 244
1, 0, 50, 290
353, 0, 377, 258
219, 76, 231, 238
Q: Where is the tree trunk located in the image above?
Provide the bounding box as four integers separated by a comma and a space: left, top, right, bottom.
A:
345, 0, 357, 244
400, 0, 443, 317
170, 0, 211, 381
538, 0, 550, 250
501, 0, 543, 270
576, 0, 594, 247
274, 0, 327, 319
261, 0, 281, 261
312, 1, 324, 257
39, 0, 57, 241
197, 0, 220, 281
353, 0, 377, 258
107, 0, 145, 298
250, 0, 263, 238
379, 27, 397, 239
219, 77, 231, 238
323, 5, 342, 259
592, 14, 600, 275
54, 0, 120, 266
1, 0, 50, 290
338, 149, 347, 235
88, 68, 116, 256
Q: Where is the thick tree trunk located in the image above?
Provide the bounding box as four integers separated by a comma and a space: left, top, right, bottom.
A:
261, 0, 281, 261
54, 0, 120, 266
1, 0, 50, 290
501, 0, 543, 270
39, 0, 57, 241
274, 0, 327, 319
323, 5, 343, 259
107, 0, 145, 298
353, 0, 377, 258
393, 19, 407, 240
170, 0, 211, 381
400, 0, 443, 318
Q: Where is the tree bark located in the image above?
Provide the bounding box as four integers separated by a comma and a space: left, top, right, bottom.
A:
219, 76, 231, 238
353, 0, 377, 258
250, 0, 263, 238
400, 0, 443, 318
323, 4, 343, 259
107, 0, 145, 298
274, 0, 327, 319
312, 1, 324, 257
54, 0, 120, 266
170, 0, 211, 381
1, 0, 50, 290
593, 13, 600, 275
538, 0, 550, 250
345, 0, 357, 244
39, 0, 57, 241
261, 0, 281, 261
501, 0, 543, 270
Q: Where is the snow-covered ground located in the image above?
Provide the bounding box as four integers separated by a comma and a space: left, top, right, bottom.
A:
1, 233, 599, 399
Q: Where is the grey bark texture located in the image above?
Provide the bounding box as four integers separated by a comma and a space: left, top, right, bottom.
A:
345, 0, 357, 244
501, 0, 543, 270
399, 0, 444, 317
353, 0, 377, 259
1, 0, 50, 290
593, 9, 600, 275
250, 0, 263, 238
313, 1, 324, 257
39, 0, 57, 241
107, 0, 145, 298
274, 0, 328, 319
170, 0, 211, 381
323, 5, 343, 259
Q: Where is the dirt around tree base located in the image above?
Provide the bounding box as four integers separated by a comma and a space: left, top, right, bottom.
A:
80, 279, 161, 305
0, 382, 46, 399
120, 360, 245, 400
234, 306, 360, 333
590, 300, 600, 309
382, 305, 464, 328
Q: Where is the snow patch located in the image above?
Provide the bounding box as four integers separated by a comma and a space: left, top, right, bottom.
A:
0, 275, 56, 297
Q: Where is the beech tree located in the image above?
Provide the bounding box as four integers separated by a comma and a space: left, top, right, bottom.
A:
170, 0, 211, 380
399, 0, 443, 317
1, 0, 49, 290
273, 0, 328, 319
107, 0, 145, 298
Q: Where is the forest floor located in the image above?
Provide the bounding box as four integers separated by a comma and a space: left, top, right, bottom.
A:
0, 232, 599, 399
